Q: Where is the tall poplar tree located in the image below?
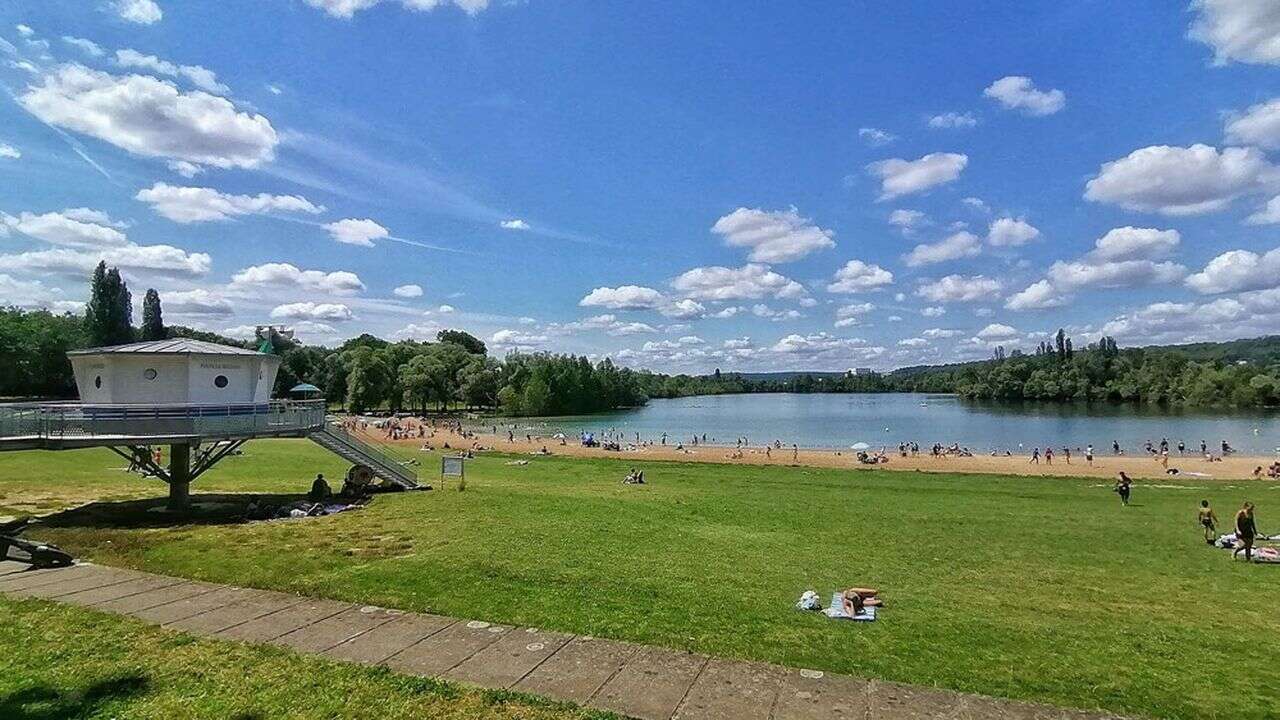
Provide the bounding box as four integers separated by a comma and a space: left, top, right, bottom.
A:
140, 289, 165, 341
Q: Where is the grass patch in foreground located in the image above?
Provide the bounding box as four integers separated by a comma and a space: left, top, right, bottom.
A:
0, 596, 607, 720
3, 441, 1280, 719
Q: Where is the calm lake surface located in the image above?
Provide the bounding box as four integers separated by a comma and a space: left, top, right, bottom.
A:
494, 393, 1280, 455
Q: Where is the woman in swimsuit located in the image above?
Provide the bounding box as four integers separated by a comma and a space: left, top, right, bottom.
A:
1233, 502, 1257, 562
1198, 500, 1218, 544
841, 587, 883, 616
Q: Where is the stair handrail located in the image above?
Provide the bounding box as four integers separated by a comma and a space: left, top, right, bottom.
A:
320, 421, 418, 483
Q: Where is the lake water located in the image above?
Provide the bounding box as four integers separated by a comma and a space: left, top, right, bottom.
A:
491, 393, 1280, 455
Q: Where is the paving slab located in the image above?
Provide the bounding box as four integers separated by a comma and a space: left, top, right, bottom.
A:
57, 574, 187, 608
954, 694, 1116, 720
8, 566, 140, 600
323, 612, 455, 666
591, 645, 709, 720
94, 580, 218, 614
0, 563, 84, 591
166, 590, 303, 636
384, 619, 511, 677
674, 658, 783, 720
219, 597, 352, 643
0, 560, 33, 577
773, 669, 871, 720
270, 604, 400, 654
867, 679, 965, 719
129, 585, 257, 625
513, 636, 639, 704
443, 626, 574, 689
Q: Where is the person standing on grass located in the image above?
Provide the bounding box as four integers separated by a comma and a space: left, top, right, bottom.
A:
1199, 500, 1219, 545
1233, 502, 1257, 562
1115, 472, 1132, 506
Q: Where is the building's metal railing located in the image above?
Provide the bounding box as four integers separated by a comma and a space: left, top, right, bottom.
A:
314, 420, 419, 485
0, 400, 327, 442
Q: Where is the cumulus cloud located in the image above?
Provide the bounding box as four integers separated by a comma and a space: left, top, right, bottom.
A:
867, 152, 967, 200
231, 262, 365, 295
0, 244, 210, 278
114, 48, 227, 95
904, 230, 981, 267
711, 207, 835, 263
898, 337, 928, 347
270, 302, 353, 321
1247, 195, 1280, 224
927, 111, 978, 129
858, 127, 896, 146
1087, 226, 1180, 262
0, 143, 20, 160
921, 306, 946, 317
986, 217, 1040, 247
112, 0, 163, 24
1188, 0, 1280, 66
671, 264, 806, 301
579, 285, 665, 310
660, 298, 706, 319
827, 260, 894, 293
393, 284, 423, 298
324, 218, 389, 247
304, 0, 491, 18
1098, 296, 1276, 345
489, 328, 547, 349
1, 209, 129, 248
437, 304, 455, 313
1006, 227, 1185, 310
19, 65, 277, 172
1005, 279, 1068, 311
1185, 246, 1280, 294
162, 289, 233, 317
1049, 259, 1186, 290
1225, 97, 1280, 149
888, 209, 927, 233
136, 183, 323, 223
916, 275, 1001, 303
923, 327, 962, 339
751, 304, 803, 321
962, 197, 990, 213
0, 273, 83, 313
1083, 144, 1274, 215
607, 321, 658, 336
500, 219, 530, 230
61, 36, 104, 57
983, 76, 1066, 116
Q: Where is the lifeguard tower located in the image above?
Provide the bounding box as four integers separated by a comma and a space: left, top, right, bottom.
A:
0, 339, 418, 511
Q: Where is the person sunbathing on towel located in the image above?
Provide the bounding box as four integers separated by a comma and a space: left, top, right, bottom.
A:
842, 587, 882, 616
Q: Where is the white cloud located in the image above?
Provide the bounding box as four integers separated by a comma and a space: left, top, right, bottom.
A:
1005, 279, 1068, 311
986, 217, 1040, 247
162, 289, 233, 317
579, 285, 665, 310
1188, 0, 1280, 66
270, 302, 353, 322
827, 260, 894, 293
304, 0, 492, 19
1099, 297, 1265, 345
710, 306, 743, 319
607, 321, 657, 336
500, 219, 530, 231
1225, 98, 1280, 149
231, 263, 365, 295
0, 273, 82, 313
1083, 144, 1274, 215
769, 333, 883, 363
836, 302, 874, 319
660, 298, 706, 319
898, 337, 928, 347
983, 75, 1066, 116
490, 328, 547, 349
888, 209, 927, 232
0, 143, 20, 160
393, 284, 423, 298
1, 209, 129, 248
671, 264, 806, 301
60, 36, 104, 57
858, 127, 896, 146
962, 197, 990, 213
112, 0, 163, 25
1006, 227, 1185, 311
903, 230, 981, 266
927, 111, 978, 129
114, 48, 228, 95
1050, 259, 1185, 290
15, 24, 34, 37
751, 304, 803, 321
923, 327, 962, 339
324, 218, 389, 247
867, 152, 968, 200
19, 64, 276, 171
1247, 195, 1280, 224
1185, 247, 1280, 294
1087, 226, 1181, 262
976, 323, 1019, 341
711, 207, 835, 263
437, 304, 455, 313
0, 244, 210, 278
135, 183, 323, 223
921, 306, 946, 317
916, 275, 1001, 303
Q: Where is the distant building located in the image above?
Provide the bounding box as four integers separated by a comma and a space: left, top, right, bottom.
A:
850, 367, 876, 376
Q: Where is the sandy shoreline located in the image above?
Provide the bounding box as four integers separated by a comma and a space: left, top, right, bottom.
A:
362, 424, 1280, 481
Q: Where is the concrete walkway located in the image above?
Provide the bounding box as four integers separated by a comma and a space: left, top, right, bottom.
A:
1, 561, 1124, 720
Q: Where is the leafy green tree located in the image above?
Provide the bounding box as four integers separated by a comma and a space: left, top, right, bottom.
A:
436, 329, 486, 356
343, 346, 390, 413
84, 262, 134, 347
140, 289, 165, 341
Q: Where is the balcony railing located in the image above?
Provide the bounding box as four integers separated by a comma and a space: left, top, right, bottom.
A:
0, 400, 327, 443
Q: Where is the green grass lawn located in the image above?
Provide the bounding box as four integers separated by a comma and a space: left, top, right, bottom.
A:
2, 440, 1279, 719
0, 596, 607, 720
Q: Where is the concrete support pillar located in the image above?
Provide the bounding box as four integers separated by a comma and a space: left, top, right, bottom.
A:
168, 442, 192, 513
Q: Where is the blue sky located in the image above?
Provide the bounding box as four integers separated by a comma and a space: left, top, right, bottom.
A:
2, 1, 1280, 372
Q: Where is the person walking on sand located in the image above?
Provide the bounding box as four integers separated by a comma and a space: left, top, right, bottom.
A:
1115, 472, 1132, 506
1045, 447, 1054, 465
1198, 500, 1219, 545
1062, 447, 1071, 465
792, 444, 798, 463
1030, 447, 1040, 464
1086, 444, 1094, 467
1233, 502, 1257, 562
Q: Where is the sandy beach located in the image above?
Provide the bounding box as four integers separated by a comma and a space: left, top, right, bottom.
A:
363, 423, 1280, 481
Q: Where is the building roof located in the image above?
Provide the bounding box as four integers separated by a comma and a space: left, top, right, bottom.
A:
68, 338, 268, 357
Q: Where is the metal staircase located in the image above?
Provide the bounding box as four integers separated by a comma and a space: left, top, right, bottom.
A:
308, 422, 420, 490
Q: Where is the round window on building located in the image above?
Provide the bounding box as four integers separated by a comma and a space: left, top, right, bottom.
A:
94, 375, 102, 389
214, 375, 229, 389
144, 368, 158, 381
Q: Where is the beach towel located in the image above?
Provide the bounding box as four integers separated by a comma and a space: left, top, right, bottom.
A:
823, 592, 877, 621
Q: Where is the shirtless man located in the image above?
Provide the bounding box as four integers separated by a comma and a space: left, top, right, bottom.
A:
1198, 500, 1218, 545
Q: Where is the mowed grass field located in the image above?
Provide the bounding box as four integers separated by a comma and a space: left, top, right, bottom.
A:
2, 440, 1279, 719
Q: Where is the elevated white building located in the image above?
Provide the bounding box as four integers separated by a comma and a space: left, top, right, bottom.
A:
68, 339, 280, 405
